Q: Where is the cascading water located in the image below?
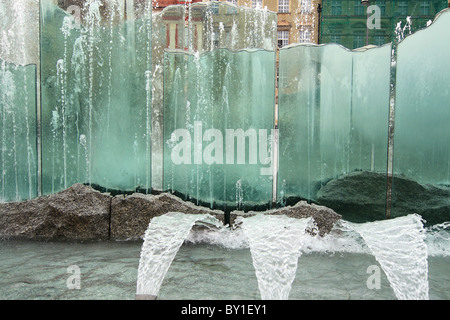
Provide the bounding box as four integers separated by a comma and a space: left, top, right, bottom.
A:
40, 0, 152, 195
426, 221, 450, 257
0, 0, 38, 202
240, 215, 313, 300
395, 16, 413, 42
136, 212, 221, 299
153, 213, 442, 300
348, 214, 429, 300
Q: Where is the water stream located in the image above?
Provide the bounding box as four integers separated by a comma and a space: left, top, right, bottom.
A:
348, 214, 429, 300
135, 212, 439, 300
240, 215, 312, 300
0, 214, 448, 300
136, 212, 221, 298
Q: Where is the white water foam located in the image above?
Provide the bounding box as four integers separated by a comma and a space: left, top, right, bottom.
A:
137, 211, 445, 300
425, 221, 450, 257
184, 215, 449, 259
240, 214, 313, 300
185, 224, 250, 250
184, 217, 371, 255
136, 212, 220, 297
347, 214, 429, 300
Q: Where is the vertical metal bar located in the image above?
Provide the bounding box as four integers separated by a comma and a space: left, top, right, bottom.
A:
272, 49, 278, 207
385, 39, 398, 219
272, 123, 278, 206
37, 0, 42, 197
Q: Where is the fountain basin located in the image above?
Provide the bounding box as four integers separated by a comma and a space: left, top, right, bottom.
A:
0, 218, 448, 300
0, 184, 341, 241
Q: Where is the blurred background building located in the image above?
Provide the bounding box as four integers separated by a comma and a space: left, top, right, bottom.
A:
320, 0, 448, 49
56, 0, 449, 50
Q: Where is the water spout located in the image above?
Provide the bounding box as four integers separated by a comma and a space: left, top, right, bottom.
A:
348, 214, 429, 300
240, 214, 313, 300
136, 212, 221, 299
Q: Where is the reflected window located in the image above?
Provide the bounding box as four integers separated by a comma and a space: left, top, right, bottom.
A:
330, 35, 341, 43
210, 2, 220, 14
331, 0, 342, 15
279, 0, 289, 13
300, 0, 312, 14
420, 1, 430, 15
354, 1, 364, 15
353, 35, 365, 48
377, 1, 386, 15
278, 30, 289, 47
375, 35, 385, 46
398, 1, 408, 15
299, 29, 311, 43
278, 67, 288, 89
252, 0, 263, 9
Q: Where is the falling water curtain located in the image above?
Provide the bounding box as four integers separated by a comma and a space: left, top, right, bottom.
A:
1, 1, 449, 227
39, 0, 152, 195
162, 2, 278, 213
277, 43, 391, 221
277, 9, 450, 223
0, 0, 39, 202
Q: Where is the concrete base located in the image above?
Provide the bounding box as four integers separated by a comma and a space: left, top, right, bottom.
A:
135, 294, 157, 300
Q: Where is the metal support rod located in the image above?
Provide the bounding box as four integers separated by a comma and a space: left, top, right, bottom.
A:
37, 0, 42, 196
385, 39, 399, 219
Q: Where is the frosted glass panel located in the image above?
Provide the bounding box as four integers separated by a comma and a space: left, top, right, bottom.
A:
350, 46, 391, 174
149, 7, 179, 190
40, 0, 152, 194
151, 3, 276, 190
277, 43, 390, 219
393, 10, 450, 223
163, 49, 275, 210
0, 61, 37, 202
277, 45, 323, 203
0, 0, 39, 202
317, 45, 353, 182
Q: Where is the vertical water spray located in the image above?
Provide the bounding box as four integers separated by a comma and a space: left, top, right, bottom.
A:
0, 0, 38, 202
1, 69, 19, 199
85, 0, 102, 186
235, 179, 243, 210
56, 59, 67, 189
0, 62, 6, 201
106, 0, 117, 157
40, 0, 152, 194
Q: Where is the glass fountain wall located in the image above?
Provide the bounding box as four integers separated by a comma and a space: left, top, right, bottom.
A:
162, 2, 277, 210
277, 9, 449, 222
163, 49, 276, 210
392, 10, 450, 223
0, 61, 38, 202
0, 0, 449, 224
0, 0, 39, 202
40, 0, 152, 195
277, 43, 391, 219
